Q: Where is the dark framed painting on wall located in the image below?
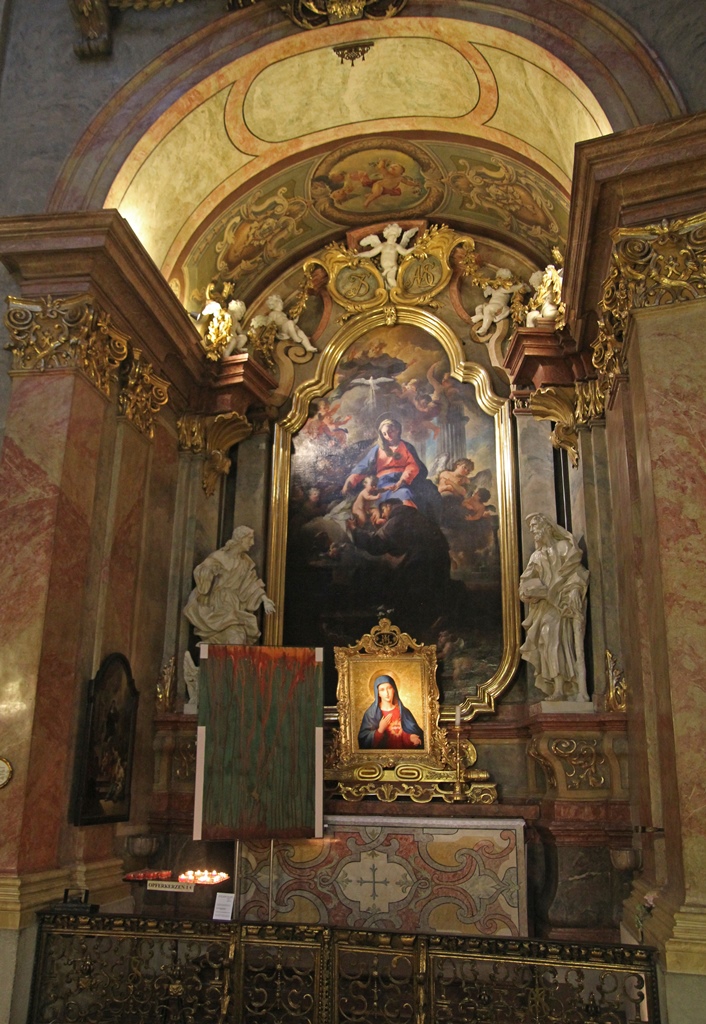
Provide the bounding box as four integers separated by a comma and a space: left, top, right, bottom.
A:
73, 653, 139, 825
266, 306, 520, 719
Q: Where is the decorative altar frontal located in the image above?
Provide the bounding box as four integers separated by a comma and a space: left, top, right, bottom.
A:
237, 815, 526, 937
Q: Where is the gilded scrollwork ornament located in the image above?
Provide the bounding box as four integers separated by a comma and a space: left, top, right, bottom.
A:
176, 414, 206, 454
198, 283, 248, 361
118, 348, 170, 438
548, 737, 607, 790
606, 650, 627, 712
264, 0, 408, 30
525, 249, 565, 329
528, 385, 578, 468
176, 411, 253, 495
527, 736, 557, 789
203, 412, 252, 497
594, 213, 706, 394
306, 224, 479, 322
574, 378, 606, 424
68, 0, 112, 57
247, 284, 316, 368
5, 294, 129, 394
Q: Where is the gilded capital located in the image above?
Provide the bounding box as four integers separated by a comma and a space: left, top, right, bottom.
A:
5, 294, 129, 394
594, 213, 706, 392
528, 379, 605, 468
176, 411, 253, 495
118, 348, 170, 438
528, 385, 578, 467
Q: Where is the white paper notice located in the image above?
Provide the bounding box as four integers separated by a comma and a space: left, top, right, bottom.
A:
213, 892, 235, 921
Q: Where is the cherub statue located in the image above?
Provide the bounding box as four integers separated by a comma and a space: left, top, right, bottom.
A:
358, 223, 418, 289
222, 299, 248, 356
471, 268, 524, 336
249, 294, 316, 354
526, 258, 564, 327
183, 650, 199, 714
200, 288, 249, 360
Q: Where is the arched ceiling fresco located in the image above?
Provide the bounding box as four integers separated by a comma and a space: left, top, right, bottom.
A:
174, 137, 569, 310
103, 17, 610, 308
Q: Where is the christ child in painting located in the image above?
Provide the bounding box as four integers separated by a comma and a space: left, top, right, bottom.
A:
358, 674, 424, 750
351, 474, 381, 526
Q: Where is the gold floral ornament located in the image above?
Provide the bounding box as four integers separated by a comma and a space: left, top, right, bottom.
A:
266, 0, 408, 30
177, 411, 253, 496
198, 282, 248, 362
525, 248, 565, 330
528, 385, 579, 468
606, 650, 627, 712
118, 348, 170, 439
5, 294, 129, 394
548, 737, 607, 790
594, 214, 706, 395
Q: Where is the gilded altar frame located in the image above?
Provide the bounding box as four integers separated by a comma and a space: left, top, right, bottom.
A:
325, 618, 497, 803
264, 301, 520, 721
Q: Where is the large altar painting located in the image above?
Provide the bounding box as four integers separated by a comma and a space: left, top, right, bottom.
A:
283, 323, 513, 709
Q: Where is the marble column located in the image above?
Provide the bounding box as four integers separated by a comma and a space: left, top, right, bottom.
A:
0, 368, 112, 882
624, 298, 706, 964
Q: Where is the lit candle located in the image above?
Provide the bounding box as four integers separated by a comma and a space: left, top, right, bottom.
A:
455, 705, 461, 728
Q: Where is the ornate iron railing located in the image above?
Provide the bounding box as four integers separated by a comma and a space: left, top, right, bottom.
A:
30, 912, 660, 1023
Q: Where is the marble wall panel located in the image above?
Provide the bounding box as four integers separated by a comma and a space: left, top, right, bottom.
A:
237, 816, 526, 937
579, 426, 621, 702
101, 421, 150, 657
0, 372, 109, 873
605, 384, 665, 884
129, 417, 180, 822
630, 302, 706, 903
514, 413, 556, 565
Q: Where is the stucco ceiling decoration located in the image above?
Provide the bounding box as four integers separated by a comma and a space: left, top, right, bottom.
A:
104, 17, 609, 296
175, 137, 569, 311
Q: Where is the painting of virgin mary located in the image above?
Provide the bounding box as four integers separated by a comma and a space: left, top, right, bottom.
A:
358, 674, 424, 750
283, 322, 505, 707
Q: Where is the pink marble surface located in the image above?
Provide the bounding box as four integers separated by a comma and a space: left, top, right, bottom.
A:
102, 422, 150, 655
605, 390, 663, 881
129, 419, 179, 822
0, 373, 107, 873
630, 304, 706, 902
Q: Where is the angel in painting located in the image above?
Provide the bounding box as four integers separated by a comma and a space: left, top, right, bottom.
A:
358, 223, 418, 289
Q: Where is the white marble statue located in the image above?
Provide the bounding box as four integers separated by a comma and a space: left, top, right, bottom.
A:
250, 294, 317, 353
183, 525, 276, 645
526, 263, 563, 326
200, 295, 249, 359
519, 513, 589, 701
183, 650, 199, 714
222, 299, 248, 356
358, 223, 418, 289
471, 268, 523, 336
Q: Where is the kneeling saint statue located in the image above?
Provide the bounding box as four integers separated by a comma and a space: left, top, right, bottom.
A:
184, 526, 275, 645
